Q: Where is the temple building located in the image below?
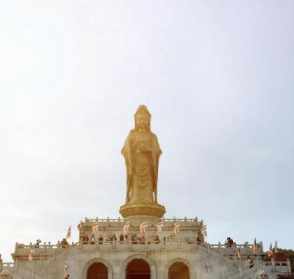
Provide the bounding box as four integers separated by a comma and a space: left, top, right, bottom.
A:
0, 106, 292, 279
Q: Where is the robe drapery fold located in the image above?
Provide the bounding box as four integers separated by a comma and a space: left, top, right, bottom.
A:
122, 129, 161, 204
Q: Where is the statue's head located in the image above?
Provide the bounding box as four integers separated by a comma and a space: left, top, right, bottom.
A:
134, 105, 151, 131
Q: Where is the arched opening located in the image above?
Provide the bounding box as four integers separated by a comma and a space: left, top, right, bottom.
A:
126, 259, 151, 279
168, 262, 190, 279
87, 262, 108, 279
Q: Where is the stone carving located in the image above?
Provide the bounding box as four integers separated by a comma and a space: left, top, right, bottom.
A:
122, 105, 161, 204
174, 223, 181, 235
139, 222, 148, 235
122, 222, 130, 237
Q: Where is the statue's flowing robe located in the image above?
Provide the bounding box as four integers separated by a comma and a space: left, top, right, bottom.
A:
122, 129, 161, 204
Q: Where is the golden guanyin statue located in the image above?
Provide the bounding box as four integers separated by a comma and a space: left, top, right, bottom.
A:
120, 105, 165, 221
122, 105, 161, 204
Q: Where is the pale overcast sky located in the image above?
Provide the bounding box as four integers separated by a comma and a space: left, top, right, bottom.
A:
1, 1, 294, 261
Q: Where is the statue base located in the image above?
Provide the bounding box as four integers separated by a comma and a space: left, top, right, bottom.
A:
119, 203, 166, 224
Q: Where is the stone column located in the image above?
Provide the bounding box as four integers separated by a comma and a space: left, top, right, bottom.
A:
150, 263, 157, 279
156, 260, 165, 279
112, 265, 121, 279
191, 266, 198, 279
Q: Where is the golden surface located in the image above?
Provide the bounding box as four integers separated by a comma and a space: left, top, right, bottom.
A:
120, 203, 166, 218
120, 105, 165, 219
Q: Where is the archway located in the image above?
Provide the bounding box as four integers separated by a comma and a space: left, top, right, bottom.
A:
126, 259, 151, 279
87, 262, 108, 279
168, 262, 190, 279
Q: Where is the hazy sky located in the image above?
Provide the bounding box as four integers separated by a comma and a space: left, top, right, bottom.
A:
1, 1, 294, 261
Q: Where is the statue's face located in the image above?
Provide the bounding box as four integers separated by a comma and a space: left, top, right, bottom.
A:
135, 114, 149, 130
